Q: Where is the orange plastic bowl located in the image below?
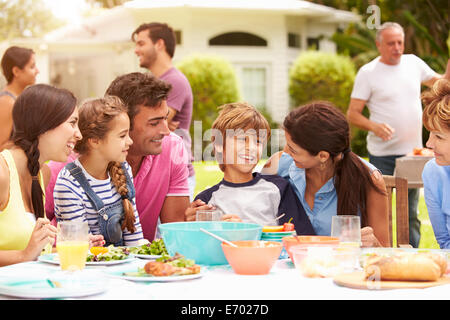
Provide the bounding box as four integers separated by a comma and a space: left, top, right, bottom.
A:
221, 240, 283, 275
282, 236, 339, 263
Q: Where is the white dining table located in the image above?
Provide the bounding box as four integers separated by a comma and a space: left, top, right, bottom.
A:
0, 257, 448, 301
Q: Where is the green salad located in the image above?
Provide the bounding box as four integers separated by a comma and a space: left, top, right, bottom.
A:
156, 253, 195, 268
128, 239, 168, 256
86, 245, 130, 262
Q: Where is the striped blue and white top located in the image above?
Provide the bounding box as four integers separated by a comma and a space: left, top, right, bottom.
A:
53, 159, 144, 246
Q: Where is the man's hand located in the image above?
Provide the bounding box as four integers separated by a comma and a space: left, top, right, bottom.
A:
185, 199, 215, 221
371, 122, 395, 141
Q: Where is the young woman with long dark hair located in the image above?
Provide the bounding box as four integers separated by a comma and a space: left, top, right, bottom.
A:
263, 101, 390, 247
0, 84, 102, 266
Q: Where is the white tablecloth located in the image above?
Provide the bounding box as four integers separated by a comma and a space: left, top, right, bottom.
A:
0, 258, 448, 300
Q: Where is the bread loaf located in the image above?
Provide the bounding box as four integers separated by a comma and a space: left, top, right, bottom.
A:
364, 252, 447, 281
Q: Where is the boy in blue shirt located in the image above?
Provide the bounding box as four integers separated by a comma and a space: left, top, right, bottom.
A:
187, 102, 314, 235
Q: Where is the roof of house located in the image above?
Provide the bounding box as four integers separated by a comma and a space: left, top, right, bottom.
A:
44, 0, 359, 43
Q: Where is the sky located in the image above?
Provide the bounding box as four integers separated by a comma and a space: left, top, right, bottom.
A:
43, 0, 89, 24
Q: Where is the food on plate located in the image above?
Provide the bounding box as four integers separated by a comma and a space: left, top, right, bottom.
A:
262, 225, 284, 232
364, 252, 447, 281
124, 253, 201, 277
86, 245, 130, 262
263, 218, 296, 232
90, 246, 109, 256
412, 147, 434, 156
298, 255, 339, 278
283, 218, 295, 231
128, 238, 168, 256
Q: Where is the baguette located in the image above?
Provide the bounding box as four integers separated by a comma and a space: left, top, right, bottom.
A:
364, 252, 446, 281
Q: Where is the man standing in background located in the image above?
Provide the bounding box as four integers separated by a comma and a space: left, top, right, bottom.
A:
347, 22, 449, 247
132, 22, 196, 200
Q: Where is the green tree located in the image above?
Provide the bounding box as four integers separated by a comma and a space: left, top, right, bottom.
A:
308, 0, 449, 73
288, 51, 356, 112
0, 0, 63, 41
177, 54, 240, 158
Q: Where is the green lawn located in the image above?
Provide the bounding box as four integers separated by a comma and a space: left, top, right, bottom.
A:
192, 160, 439, 249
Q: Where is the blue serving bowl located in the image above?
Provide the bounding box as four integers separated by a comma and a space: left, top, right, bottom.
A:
158, 222, 262, 265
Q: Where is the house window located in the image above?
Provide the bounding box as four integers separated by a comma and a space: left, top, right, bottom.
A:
241, 67, 267, 108
174, 30, 182, 45
288, 33, 301, 48
307, 37, 320, 50
209, 32, 267, 46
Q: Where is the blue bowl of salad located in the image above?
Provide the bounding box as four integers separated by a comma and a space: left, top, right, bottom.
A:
158, 222, 262, 265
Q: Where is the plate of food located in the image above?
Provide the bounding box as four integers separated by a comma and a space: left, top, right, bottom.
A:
38, 246, 135, 266
106, 253, 204, 282
126, 239, 168, 260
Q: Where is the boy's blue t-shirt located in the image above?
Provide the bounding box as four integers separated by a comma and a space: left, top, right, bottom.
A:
195, 172, 315, 235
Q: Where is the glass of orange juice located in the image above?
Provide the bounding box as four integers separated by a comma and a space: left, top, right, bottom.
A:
56, 221, 89, 271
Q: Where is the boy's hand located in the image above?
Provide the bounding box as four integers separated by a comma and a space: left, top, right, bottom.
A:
221, 214, 242, 222
185, 199, 215, 221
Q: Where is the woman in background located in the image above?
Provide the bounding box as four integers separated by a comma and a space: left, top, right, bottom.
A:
0, 46, 39, 150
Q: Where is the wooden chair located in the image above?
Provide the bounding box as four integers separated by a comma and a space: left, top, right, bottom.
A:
383, 175, 410, 247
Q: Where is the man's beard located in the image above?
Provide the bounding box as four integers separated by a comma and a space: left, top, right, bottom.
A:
140, 51, 157, 70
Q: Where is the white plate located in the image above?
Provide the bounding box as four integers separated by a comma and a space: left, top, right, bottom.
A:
0, 272, 107, 299
133, 254, 162, 260
38, 253, 135, 266
105, 264, 205, 282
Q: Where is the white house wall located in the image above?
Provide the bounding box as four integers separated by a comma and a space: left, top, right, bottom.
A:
5, 6, 349, 124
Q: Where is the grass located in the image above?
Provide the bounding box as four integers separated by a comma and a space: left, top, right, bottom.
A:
192, 160, 439, 249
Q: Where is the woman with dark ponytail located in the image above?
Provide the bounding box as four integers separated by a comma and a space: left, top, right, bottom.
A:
53, 96, 144, 246
0, 46, 39, 150
0, 84, 82, 266
262, 101, 390, 247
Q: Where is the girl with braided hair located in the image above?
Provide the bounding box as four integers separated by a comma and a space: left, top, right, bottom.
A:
54, 96, 144, 246
0, 84, 82, 266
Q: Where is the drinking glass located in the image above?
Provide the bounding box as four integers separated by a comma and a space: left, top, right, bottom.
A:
196, 209, 223, 221
331, 215, 361, 247
56, 221, 89, 271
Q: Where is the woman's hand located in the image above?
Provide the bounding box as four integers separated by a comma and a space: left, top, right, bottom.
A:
184, 199, 215, 221
221, 214, 242, 222
89, 234, 105, 248
361, 226, 382, 247
22, 218, 57, 261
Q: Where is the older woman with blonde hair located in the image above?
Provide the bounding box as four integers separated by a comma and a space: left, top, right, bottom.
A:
421, 78, 450, 249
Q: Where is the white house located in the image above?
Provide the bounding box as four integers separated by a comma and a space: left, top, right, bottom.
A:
4, 0, 359, 123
